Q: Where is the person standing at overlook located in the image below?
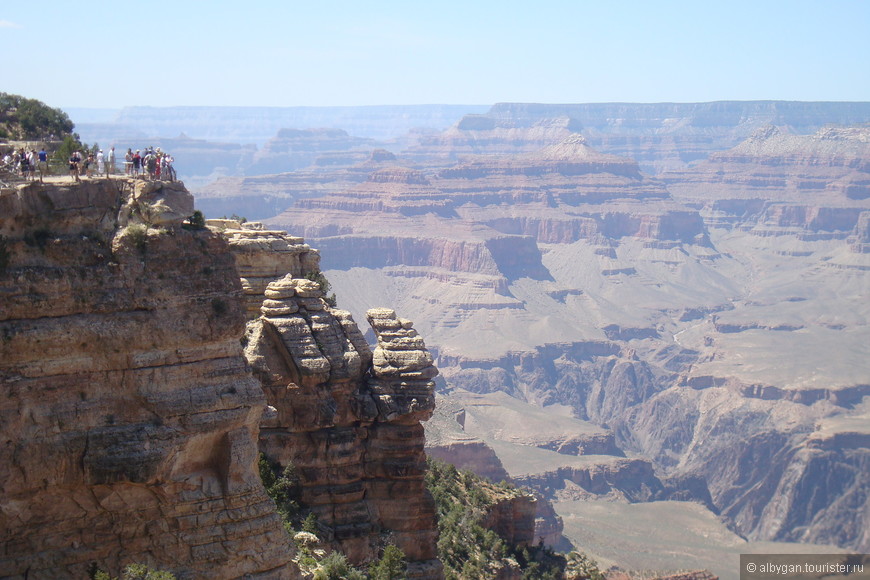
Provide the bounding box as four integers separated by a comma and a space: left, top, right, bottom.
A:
145, 151, 156, 179
37, 147, 48, 181
96, 150, 105, 175
18, 148, 31, 180
69, 151, 80, 182
107, 147, 115, 175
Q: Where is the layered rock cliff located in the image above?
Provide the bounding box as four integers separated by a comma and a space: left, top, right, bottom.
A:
215, 222, 442, 578
0, 179, 446, 579
664, 125, 870, 240
0, 179, 294, 578
251, 118, 870, 563
481, 101, 870, 174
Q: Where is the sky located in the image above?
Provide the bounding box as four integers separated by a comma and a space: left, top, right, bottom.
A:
2, 0, 869, 110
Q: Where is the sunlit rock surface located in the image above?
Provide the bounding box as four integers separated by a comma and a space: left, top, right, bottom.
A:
0, 179, 295, 579
221, 224, 442, 579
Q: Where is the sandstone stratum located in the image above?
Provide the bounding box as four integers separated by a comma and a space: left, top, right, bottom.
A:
0, 179, 445, 578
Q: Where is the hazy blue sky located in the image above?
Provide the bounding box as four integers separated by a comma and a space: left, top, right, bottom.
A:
2, 0, 868, 109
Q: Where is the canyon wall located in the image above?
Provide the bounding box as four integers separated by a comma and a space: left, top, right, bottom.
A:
0, 180, 295, 578
252, 120, 870, 558
218, 224, 442, 579
0, 180, 447, 579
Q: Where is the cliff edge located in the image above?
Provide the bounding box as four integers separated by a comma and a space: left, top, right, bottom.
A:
0, 179, 295, 578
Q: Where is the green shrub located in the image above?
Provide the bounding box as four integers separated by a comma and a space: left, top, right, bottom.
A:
305, 270, 337, 307
369, 544, 407, 580
183, 210, 206, 231
121, 564, 176, 580
312, 551, 366, 580
564, 551, 605, 580
88, 563, 176, 580
123, 224, 148, 253
301, 512, 319, 535
52, 134, 88, 165
258, 453, 302, 527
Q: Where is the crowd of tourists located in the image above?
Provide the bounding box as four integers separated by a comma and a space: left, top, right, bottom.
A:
0, 147, 50, 182
66, 147, 116, 182
67, 146, 176, 183
0, 145, 176, 184
120, 147, 176, 181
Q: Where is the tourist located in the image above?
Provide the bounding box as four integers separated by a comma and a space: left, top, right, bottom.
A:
132, 150, 141, 176
161, 153, 175, 182
107, 147, 116, 175
74, 150, 83, 177
145, 151, 156, 180
18, 148, 31, 180
125, 148, 133, 175
69, 152, 80, 182
96, 150, 105, 175
28, 149, 37, 181
37, 148, 48, 181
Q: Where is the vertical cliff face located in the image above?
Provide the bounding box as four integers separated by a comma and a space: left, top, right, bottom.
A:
0, 180, 295, 578
221, 224, 442, 579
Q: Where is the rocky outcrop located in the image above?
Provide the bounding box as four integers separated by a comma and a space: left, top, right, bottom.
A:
266, 136, 710, 266
512, 458, 662, 501
240, 263, 442, 579
213, 220, 321, 319
313, 233, 551, 281
0, 179, 295, 579
480, 494, 538, 548
426, 439, 510, 482
423, 396, 511, 482
532, 497, 566, 548
849, 211, 870, 253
